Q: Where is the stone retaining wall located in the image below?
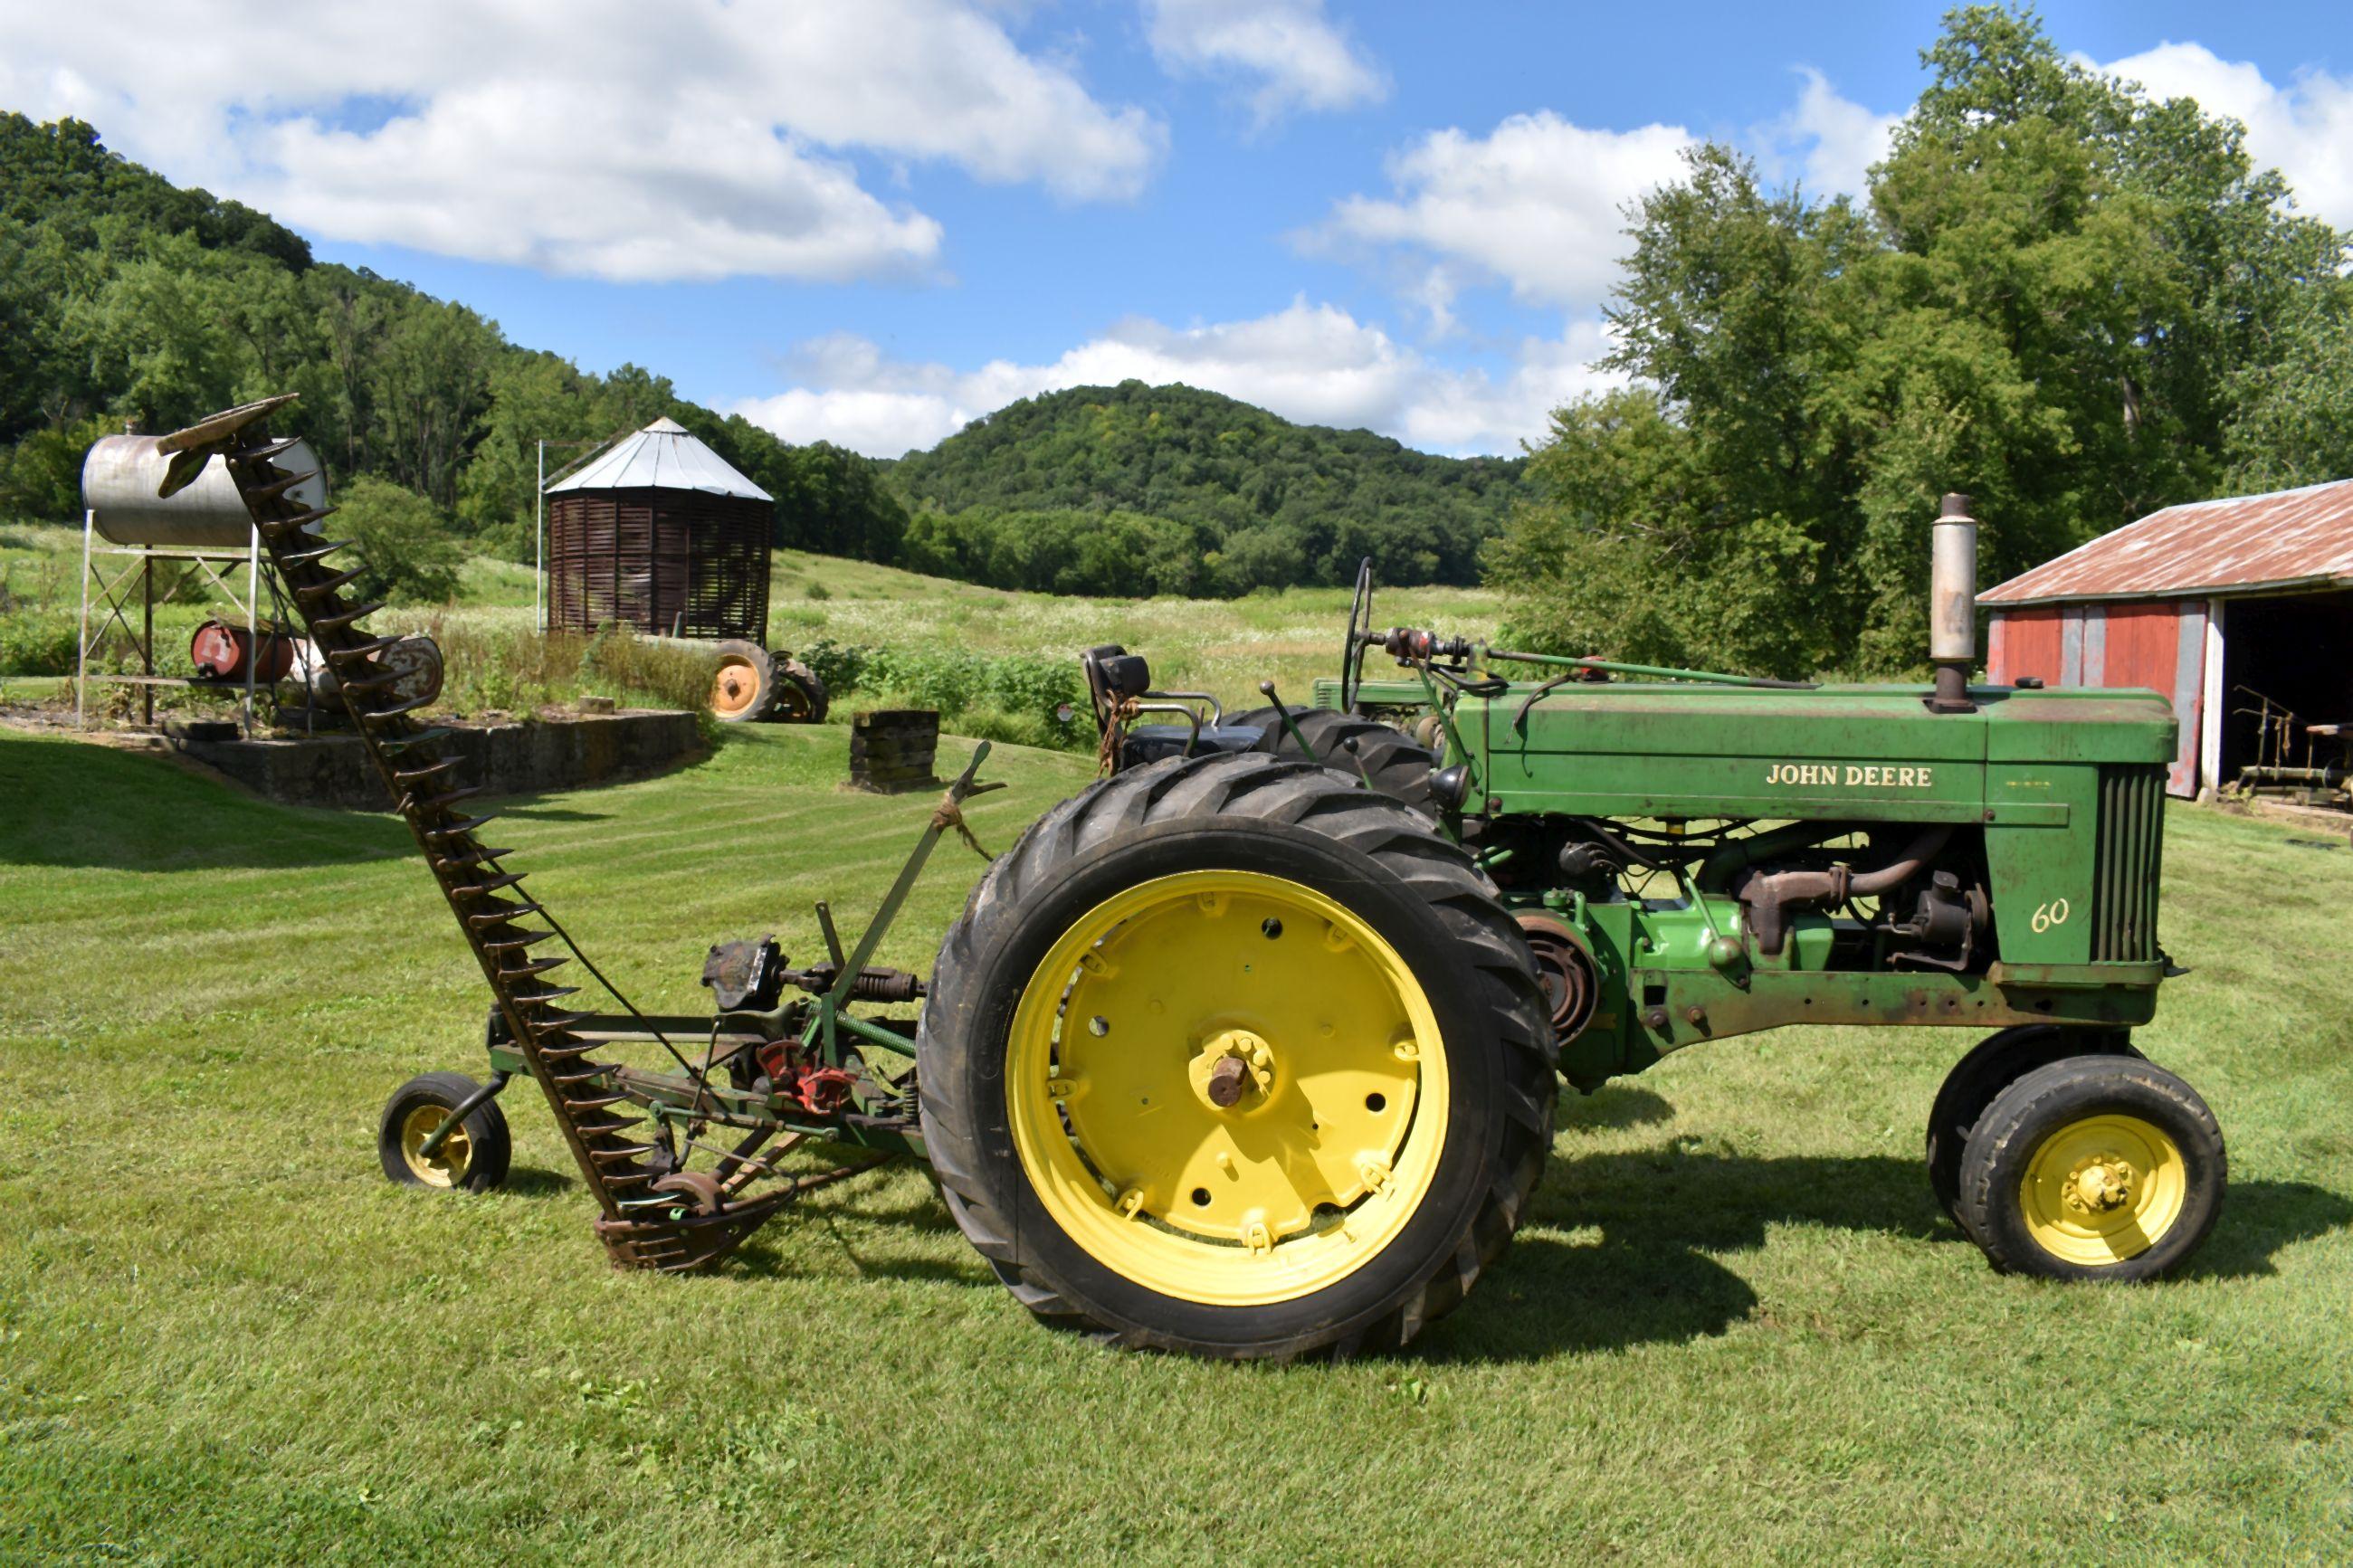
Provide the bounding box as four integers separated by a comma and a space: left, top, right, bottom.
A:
181, 709, 704, 810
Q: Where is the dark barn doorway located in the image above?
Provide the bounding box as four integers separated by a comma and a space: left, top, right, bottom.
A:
2220, 589, 2353, 780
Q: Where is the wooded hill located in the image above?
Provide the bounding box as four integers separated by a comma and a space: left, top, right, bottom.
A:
888, 382, 1525, 594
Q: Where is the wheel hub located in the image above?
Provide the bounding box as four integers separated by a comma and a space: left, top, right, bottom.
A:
2019, 1112, 2187, 1266
1191, 1028, 1275, 1110
400, 1105, 470, 1188
2063, 1154, 2138, 1215
1005, 870, 1449, 1307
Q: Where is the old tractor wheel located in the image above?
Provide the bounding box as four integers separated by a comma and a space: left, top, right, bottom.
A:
1956, 1056, 2224, 1281
771, 656, 830, 724
379, 1071, 511, 1193
709, 640, 778, 723
1925, 1024, 2140, 1227
918, 752, 1555, 1360
1233, 706, 1440, 815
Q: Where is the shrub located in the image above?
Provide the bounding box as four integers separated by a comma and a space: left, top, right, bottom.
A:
0, 611, 77, 675
341, 476, 463, 605
799, 637, 867, 697
805, 638, 1089, 751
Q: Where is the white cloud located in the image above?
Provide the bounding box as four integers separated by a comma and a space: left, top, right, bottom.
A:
0, 0, 1163, 283
2098, 43, 2353, 226
1145, 0, 1387, 121
1311, 112, 1696, 312
734, 301, 1619, 459
1767, 69, 1900, 198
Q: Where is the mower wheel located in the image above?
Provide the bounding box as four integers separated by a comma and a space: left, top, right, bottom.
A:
773, 656, 830, 724
1926, 1024, 2139, 1226
918, 751, 1555, 1361
1957, 1055, 2224, 1281
379, 1071, 511, 1193
709, 640, 777, 723
1233, 706, 1440, 815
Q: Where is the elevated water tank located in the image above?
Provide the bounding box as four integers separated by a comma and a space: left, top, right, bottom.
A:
81, 434, 329, 549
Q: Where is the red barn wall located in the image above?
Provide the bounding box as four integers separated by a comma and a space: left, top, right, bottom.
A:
1988, 599, 2208, 796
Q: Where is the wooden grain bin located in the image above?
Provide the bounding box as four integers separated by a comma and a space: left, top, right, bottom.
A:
545, 417, 772, 642
849, 710, 941, 794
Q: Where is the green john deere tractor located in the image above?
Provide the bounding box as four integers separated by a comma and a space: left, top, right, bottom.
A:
1056, 493, 2220, 1339
166, 397, 2213, 1364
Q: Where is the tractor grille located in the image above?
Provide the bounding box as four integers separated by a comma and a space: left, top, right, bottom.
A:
2092, 765, 2166, 962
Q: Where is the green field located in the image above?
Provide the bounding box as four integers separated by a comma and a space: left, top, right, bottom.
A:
1, 521, 1499, 720
4, 721, 2351, 1564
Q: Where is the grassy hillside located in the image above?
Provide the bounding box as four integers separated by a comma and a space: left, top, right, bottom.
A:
2, 520, 1501, 724
3, 722, 2349, 1563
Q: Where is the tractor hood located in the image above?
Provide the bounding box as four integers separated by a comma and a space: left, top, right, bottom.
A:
1459, 683, 2177, 825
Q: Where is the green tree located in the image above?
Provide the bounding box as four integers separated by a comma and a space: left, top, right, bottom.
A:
457, 351, 608, 558
1492, 4, 2351, 679
340, 475, 462, 604
2222, 279, 2353, 491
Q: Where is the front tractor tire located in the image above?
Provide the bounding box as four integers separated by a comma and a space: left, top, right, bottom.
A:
1925, 1024, 2141, 1226
1956, 1056, 2224, 1281
918, 753, 1555, 1361
775, 657, 830, 724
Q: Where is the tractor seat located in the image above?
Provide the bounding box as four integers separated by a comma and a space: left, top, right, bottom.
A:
1121, 723, 1267, 766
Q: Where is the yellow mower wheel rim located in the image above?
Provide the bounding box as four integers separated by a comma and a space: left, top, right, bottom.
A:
399, 1105, 472, 1189
1006, 870, 1448, 1307
2019, 1113, 2186, 1266
710, 655, 766, 719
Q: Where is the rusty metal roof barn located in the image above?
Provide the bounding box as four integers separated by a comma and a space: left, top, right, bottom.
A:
1978, 475, 2353, 802
1979, 476, 2353, 607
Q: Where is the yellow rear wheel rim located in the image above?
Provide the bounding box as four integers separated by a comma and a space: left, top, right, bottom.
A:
400, 1106, 472, 1189
2019, 1113, 2185, 1266
710, 656, 764, 718
1007, 870, 1449, 1307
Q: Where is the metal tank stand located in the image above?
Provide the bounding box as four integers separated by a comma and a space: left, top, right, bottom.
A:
74, 514, 285, 736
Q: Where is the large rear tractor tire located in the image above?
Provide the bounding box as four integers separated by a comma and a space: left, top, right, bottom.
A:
918, 752, 1555, 1360
709, 640, 777, 724
1956, 1055, 2224, 1281
1925, 1024, 2140, 1226
1233, 706, 1441, 815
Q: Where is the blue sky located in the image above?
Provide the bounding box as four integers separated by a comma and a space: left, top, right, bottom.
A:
6, 2, 2348, 457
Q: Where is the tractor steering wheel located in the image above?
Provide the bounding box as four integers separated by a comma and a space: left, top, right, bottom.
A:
1341, 556, 1374, 716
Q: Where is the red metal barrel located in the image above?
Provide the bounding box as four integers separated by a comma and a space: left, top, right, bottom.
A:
190, 620, 296, 682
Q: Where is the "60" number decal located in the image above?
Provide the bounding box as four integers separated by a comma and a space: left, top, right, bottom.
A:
2030, 898, 2072, 933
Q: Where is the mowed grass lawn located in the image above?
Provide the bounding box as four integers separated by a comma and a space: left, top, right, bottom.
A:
3, 723, 2350, 1564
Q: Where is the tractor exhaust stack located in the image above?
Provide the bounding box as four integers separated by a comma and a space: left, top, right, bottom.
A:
1928, 492, 1978, 713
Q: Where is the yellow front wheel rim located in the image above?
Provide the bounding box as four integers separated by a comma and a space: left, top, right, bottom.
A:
400, 1106, 472, 1189
2019, 1114, 2186, 1266
1006, 870, 1449, 1307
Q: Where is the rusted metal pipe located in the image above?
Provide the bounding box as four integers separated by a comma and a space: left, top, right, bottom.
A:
1733, 826, 1954, 955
